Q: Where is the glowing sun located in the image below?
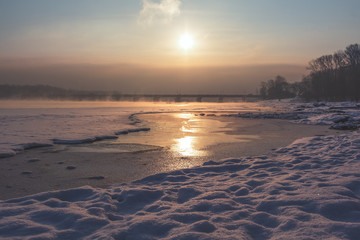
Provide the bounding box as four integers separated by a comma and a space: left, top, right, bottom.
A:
179, 33, 194, 51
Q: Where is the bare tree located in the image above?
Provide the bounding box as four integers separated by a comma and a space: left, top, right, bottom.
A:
300, 43, 360, 100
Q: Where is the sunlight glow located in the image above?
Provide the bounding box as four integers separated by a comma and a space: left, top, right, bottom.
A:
179, 33, 194, 51
176, 113, 193, 119
174, 136, 204, 157
176, 113, 199, 133
181, 124, 196, 133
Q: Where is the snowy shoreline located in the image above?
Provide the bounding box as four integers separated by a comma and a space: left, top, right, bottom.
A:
0, 100, 360, 239
1, 100, 359, 159
0, 102, 264, 158
1, 130, 359, 239
224, 99, 360, 130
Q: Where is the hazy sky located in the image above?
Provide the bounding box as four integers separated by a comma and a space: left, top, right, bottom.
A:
0, 0, 359, 93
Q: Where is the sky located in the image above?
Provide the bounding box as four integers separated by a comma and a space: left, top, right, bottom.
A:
0, 0, 359, 94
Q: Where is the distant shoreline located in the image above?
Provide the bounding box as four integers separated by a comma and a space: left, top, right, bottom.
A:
0, 84, 260, 103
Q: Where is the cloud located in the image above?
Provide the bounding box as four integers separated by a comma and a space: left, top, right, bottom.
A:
139, 0, 181, 25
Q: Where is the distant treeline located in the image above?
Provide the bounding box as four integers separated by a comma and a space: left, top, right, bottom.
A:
0, 85, 114, 101
260, 43, 360, 101
0, 85, 259, 102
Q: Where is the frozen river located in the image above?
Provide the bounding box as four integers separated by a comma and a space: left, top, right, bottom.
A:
0, 100, 340, 199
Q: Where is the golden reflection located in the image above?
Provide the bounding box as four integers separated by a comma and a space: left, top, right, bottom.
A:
173, 136, 205, 157
175, 113, 200, 133
176, 113, 193, 119
181, 121, 197, 133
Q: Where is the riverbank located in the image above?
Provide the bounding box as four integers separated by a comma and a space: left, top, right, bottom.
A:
0, 113, 340, 200
1, 100, 359, 239
1, 127, 359, 239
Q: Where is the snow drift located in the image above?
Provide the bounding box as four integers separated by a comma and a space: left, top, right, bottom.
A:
1, 131, 360, 239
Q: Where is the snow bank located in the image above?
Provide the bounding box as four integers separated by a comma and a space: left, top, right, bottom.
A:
233, 100, 360, 130
1, 131, 360, 239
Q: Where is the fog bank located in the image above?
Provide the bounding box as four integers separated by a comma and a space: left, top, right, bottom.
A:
0, 62, 306, 94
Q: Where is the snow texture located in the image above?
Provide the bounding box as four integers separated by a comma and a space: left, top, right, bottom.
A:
1, 131, 360, 239
258, 99, 360, 129
228, 100, 360, 130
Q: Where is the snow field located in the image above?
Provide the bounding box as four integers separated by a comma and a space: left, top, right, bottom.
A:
1, 131, 360, 239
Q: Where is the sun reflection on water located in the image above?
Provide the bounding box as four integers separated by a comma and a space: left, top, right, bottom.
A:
171, 112, 208, 156
176, 113, 193, 119
176, 113, 200, 133
173, 136, 205, 157
181, 123, 197, 133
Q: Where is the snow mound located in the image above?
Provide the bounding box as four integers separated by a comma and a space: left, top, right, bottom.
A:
241, 100, 360, 130
1, 131, 360, 239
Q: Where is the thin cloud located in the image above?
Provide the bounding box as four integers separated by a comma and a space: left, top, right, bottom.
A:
138, 0, 181, 25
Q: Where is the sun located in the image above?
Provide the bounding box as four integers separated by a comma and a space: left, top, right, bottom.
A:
179, 33, 194, 51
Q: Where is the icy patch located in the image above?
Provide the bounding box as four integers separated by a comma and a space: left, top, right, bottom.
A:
53, 138, 97, 145
52, 135, 119, 145
95, 135, 119, 141
0, 149, 16, 158
0, 143, 53, 158
19, 143, 53, 149
0, 104, 150, 157
115, 127, 151, 135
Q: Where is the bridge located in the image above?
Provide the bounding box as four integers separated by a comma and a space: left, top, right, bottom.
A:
108, 94, 261, 103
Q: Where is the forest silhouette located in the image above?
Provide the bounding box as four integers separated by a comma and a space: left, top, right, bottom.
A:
260, 43, 360, 101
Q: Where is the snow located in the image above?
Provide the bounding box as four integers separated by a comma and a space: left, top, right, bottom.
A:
0, 99, 360, 239
1, 131, 360, 239
234, 99, 360, 130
